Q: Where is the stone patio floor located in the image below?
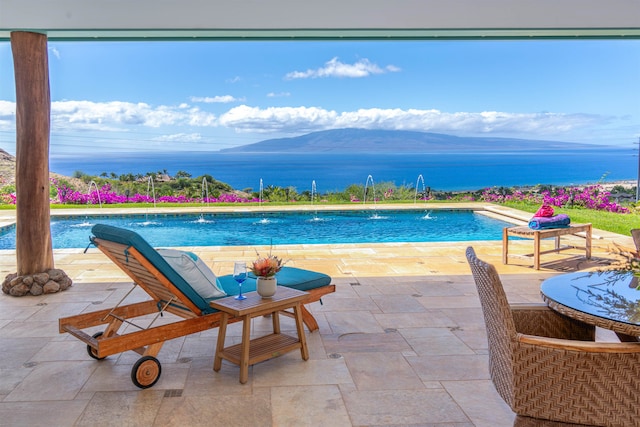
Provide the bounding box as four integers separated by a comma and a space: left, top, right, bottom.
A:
0, 205, 633, 427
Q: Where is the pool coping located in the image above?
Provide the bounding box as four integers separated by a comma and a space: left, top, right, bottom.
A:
0, 203, 525, 247
0, 202, 523, 223
0, 203, 621, 254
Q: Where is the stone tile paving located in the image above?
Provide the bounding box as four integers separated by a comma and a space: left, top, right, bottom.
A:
0, 205, 633, 426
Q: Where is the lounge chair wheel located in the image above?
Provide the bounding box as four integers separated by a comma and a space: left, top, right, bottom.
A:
86, 331, 106, 360
131, 356, 162, 389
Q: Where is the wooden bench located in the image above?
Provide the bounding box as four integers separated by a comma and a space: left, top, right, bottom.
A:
502, 223, 592, 270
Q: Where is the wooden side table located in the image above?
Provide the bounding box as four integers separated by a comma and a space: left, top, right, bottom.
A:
210, 287, 310, 384
502, 223, 592, 270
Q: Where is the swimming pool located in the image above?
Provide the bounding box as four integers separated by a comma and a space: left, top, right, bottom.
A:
0, 209, 515, 249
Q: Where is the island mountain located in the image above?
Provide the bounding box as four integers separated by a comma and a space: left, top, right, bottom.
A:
220, 128, 597, 153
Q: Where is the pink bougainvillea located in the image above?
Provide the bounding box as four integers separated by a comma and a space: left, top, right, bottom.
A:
480, 185, 629, 213
53, 182, 259, 205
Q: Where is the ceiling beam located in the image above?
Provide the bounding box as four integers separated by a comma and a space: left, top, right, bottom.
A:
2, 0, 639, 40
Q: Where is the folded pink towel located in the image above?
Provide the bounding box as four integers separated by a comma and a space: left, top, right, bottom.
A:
534, 205, 554, 218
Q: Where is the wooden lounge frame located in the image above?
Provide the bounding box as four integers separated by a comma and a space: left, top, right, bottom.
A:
59, 226, 334, 388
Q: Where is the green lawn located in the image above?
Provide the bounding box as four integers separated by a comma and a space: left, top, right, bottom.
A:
502, 201, 639, 236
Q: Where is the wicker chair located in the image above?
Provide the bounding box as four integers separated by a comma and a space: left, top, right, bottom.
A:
466, 246, 640, 427
513, 416, 589, 427
631, 229, 640, 253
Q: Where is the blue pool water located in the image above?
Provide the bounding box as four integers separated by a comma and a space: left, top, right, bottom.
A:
0, 209, 515, 249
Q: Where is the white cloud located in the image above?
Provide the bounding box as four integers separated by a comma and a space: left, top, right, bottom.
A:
44, 100, 217, 130
285, 57, 401, 80
219, 105, 338, 133
2, 99, 219, 133
0, 99, 612, 144
0, 100, 16, 131
267, 92, 291, 98
219, 105, 605, 137
185, 107, 218, 127
190, 95, 245, 103
154, 133, 203, 142
49, 47, 60, 60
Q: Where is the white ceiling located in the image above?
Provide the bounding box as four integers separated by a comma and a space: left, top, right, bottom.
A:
1, 0, 640, 40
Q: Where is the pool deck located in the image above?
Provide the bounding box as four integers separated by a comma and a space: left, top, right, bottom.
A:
0, 204, 634, 427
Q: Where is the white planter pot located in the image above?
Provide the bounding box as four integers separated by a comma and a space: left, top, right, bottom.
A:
256, 276, 277, 298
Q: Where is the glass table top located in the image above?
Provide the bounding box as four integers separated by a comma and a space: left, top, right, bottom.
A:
541, 271, 640, 327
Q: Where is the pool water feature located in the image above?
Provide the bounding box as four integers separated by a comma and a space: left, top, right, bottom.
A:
0, 210, 515, 249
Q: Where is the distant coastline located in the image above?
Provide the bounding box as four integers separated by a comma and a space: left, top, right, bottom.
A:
1, 145, 635, 194
49, 149, 637, 193
220, 128, 603, 153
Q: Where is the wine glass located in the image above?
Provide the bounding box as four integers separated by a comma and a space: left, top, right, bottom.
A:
233, 261, 248, 300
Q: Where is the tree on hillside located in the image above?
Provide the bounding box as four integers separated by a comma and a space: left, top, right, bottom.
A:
119, 173, 136, 182
198, 174, 233, 192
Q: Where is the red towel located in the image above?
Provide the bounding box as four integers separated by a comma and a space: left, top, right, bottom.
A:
534, 205, 554, 218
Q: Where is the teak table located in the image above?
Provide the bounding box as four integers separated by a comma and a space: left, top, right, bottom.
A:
210, 287, 309, 384
502, 223, 592, 270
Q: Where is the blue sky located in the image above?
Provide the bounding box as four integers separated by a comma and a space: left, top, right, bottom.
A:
0, 39, 639, 155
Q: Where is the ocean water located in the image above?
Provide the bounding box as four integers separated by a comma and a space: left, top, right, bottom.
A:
50, 147, 637, 193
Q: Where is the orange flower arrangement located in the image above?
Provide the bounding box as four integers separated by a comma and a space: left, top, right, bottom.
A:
250, 252, 285, 277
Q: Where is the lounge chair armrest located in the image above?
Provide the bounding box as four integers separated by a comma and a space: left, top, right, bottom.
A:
518, 333, 640, 353
511, 303, 595, 341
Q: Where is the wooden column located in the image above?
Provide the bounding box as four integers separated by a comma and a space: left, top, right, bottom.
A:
11, 31, 54, 275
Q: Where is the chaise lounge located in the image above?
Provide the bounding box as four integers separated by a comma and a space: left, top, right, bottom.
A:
59, 224, 335, 388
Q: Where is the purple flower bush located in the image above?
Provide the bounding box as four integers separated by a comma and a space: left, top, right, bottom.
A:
0, 178, 630, 215
0, 177, 16, 205
481, 185, 629, 213
0, 193, 16, 204
448, 194, 476, 202
53, 182, 259, 205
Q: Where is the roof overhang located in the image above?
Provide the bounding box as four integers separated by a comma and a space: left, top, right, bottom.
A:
1, 0, 640, 41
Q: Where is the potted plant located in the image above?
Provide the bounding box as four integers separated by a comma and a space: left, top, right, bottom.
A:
250, 251, 285, 298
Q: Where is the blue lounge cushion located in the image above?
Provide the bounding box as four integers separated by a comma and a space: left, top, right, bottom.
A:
91, 224, 332, 312
91, 224, 217, 314
217, 267, 331, 296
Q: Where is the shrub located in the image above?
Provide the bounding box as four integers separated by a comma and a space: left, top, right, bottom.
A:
481, 184, 629, 213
